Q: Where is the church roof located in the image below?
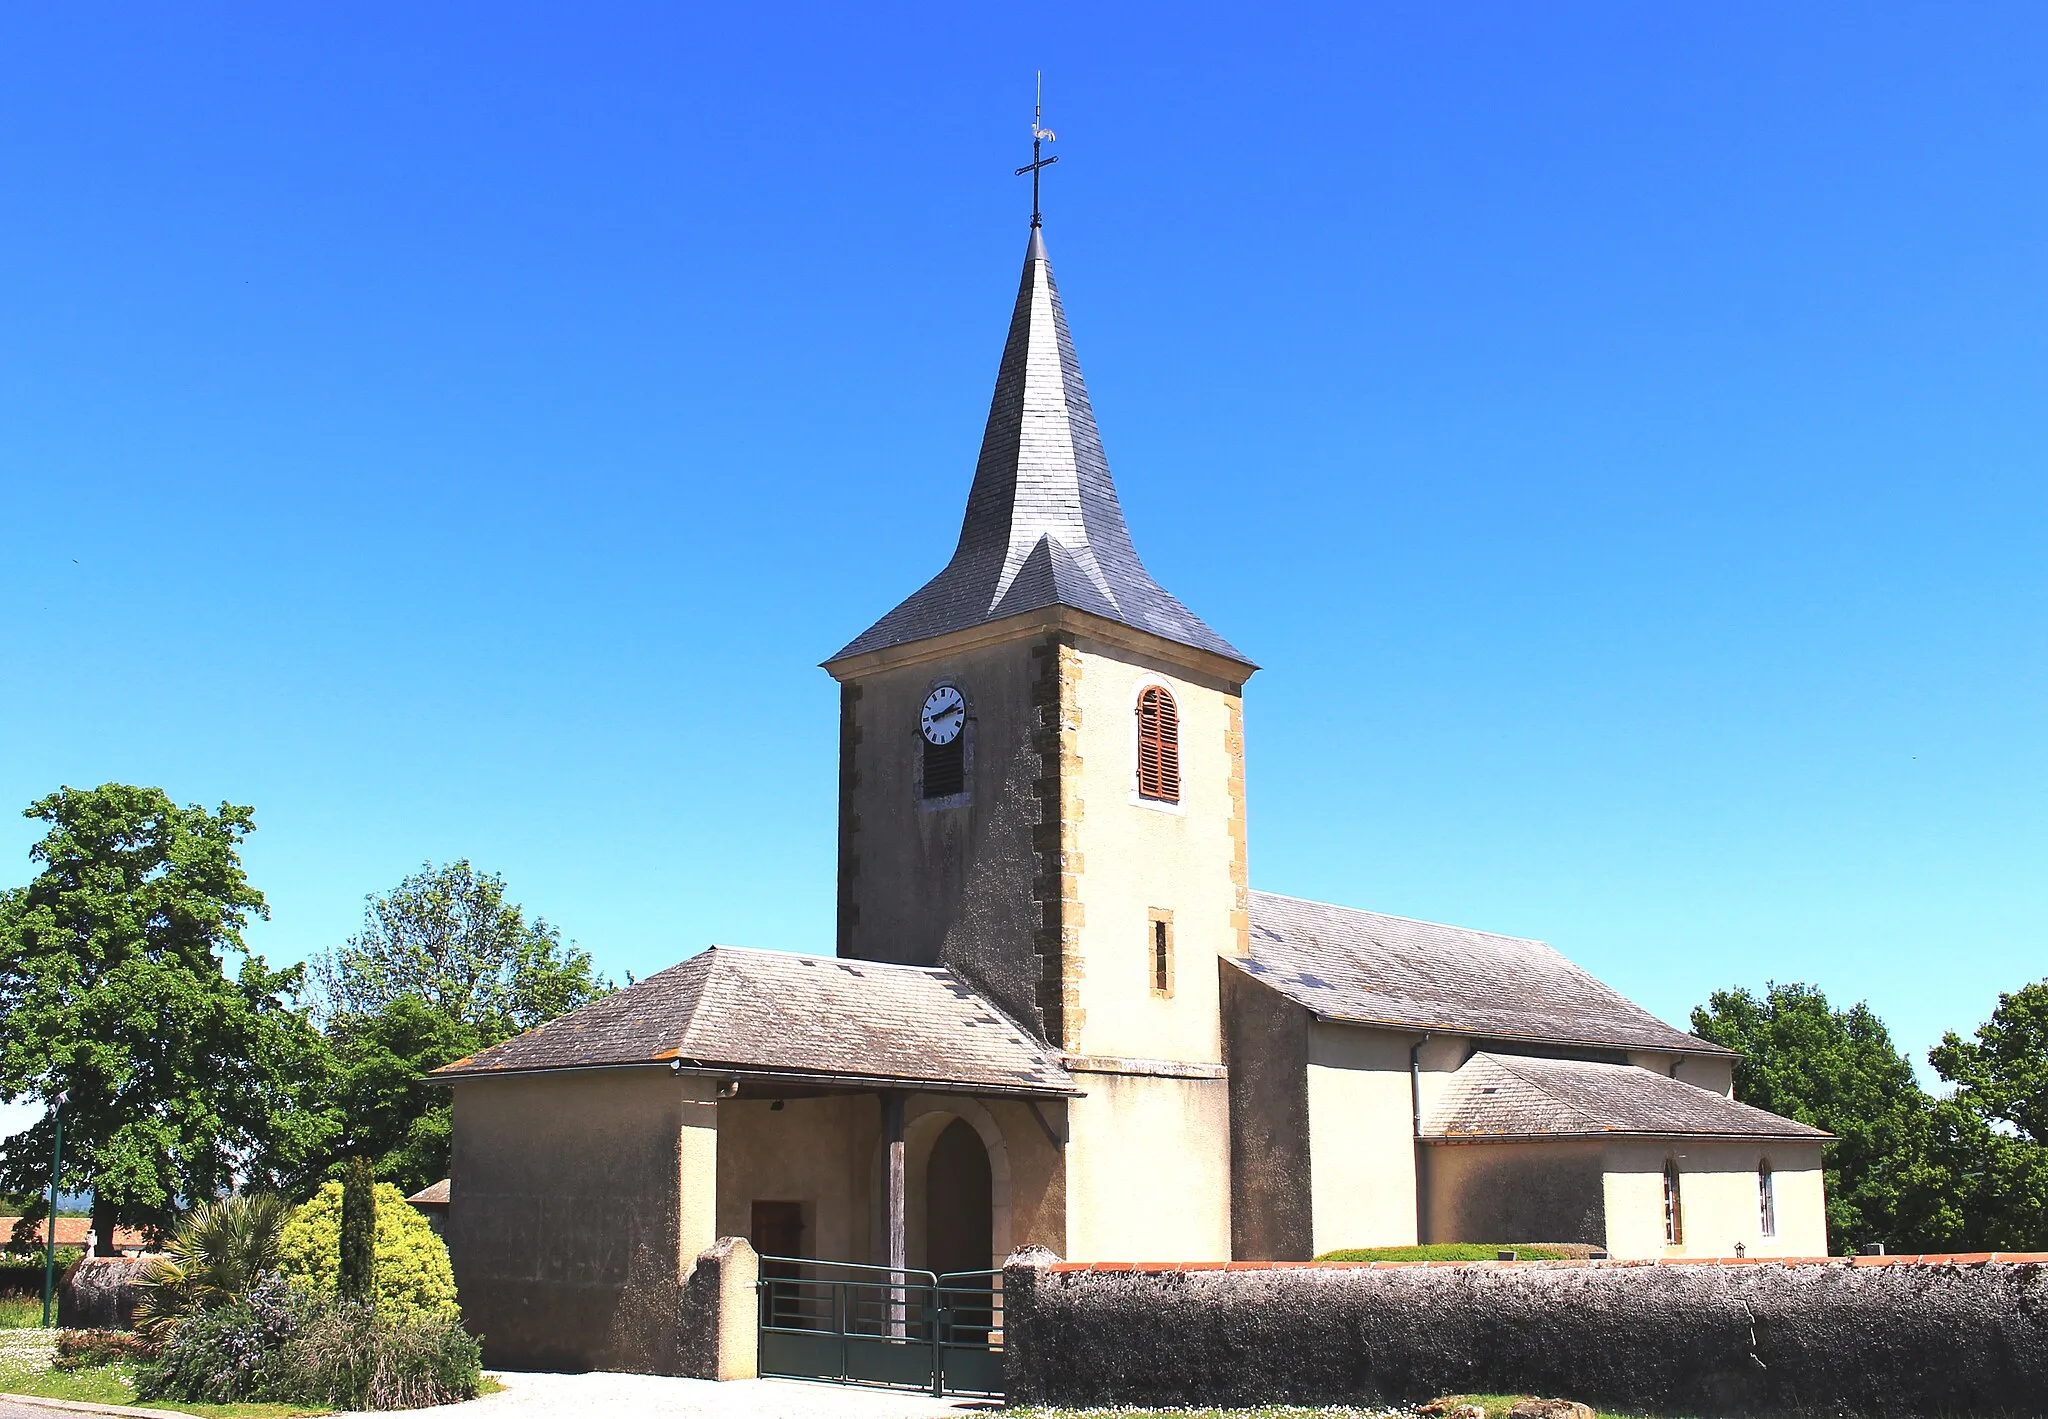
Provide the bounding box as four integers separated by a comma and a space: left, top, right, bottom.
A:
434, 945, 1075, 1097
1239, 891, 1732, 1057
1425, 1051, 1829, 1141
829, 227, 1250, 669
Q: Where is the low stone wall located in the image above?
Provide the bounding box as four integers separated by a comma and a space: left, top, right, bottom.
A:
59, 1257, 152, 1330
1002, 1254, 2048, 1418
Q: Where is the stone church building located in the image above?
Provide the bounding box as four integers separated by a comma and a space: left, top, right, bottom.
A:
437, 222, 1828, 1371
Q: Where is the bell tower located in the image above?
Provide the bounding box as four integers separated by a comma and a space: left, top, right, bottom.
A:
824, 224, 1256, 1069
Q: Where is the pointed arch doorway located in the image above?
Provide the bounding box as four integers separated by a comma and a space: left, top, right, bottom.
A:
923, 1116, 993, 1277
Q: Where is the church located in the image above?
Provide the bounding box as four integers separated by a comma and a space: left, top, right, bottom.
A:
434, 218, 1829, 1373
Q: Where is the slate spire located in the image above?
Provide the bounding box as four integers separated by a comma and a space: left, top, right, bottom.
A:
832, 227, 1249, 667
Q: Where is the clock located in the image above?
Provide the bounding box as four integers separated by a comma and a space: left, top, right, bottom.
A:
920, 685, 966, 745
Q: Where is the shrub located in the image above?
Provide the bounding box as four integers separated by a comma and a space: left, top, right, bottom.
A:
277, 1181, 457, 1321
136, 1274, 309, 1404
55, 1329, 158, 1370
340, 1157, 376, 1305
136, 1275, 480, 1411
275, 1298, 481, 1410
135, 1193, 290, 1339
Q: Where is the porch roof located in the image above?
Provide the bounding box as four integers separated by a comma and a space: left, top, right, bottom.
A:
434, 945, 1076, 1097
1424, 1051, 1830, 1142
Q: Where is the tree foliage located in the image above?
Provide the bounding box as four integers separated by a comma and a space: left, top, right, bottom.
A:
321, 1000, 471, 1195
1690, 982, 1959, 1253
313, 859, 606, 1040
311, 860, 611, 1193
1926, 979, 2048, 1250
0, 785, 331, 1241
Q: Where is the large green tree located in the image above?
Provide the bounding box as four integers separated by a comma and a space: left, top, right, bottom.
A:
1691, 982, 1959, 1254
313, 860, 610, 1192
1926, 979, 2048, 1250
0, 785, 332, 1246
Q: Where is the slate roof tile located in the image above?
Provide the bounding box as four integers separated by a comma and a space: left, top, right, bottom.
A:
433, 945, 1074, 1096
1426, 1051, 1829, 1140
831, 226, 1250, 668
1240, 890, 1730, 1056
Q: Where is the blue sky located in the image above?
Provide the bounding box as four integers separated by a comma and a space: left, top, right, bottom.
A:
3, 3, 2043, 1139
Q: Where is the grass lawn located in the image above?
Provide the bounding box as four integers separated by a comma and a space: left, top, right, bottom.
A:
0, 1296, 49, 1328
0, 1334, 330, 1417
1313, 1245, 1576, 1262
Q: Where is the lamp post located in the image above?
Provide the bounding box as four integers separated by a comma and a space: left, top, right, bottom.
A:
41, 1090, 67, 1329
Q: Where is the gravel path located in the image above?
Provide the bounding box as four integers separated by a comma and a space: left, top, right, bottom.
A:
2, 1356, 996, 1419
334, 1372, 998, 1419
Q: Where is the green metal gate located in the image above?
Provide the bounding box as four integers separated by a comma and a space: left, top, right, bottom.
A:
755, 1256, 1004, 1397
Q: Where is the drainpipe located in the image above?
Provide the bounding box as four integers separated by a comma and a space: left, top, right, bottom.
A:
1410, 1034, 1431, 1246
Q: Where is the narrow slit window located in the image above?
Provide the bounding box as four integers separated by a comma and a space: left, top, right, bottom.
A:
1136, 686, 1181, 802
1149, 914, 1174, 996
1663, 1160, 1684, 1246
1758, 1160, 1776, 1238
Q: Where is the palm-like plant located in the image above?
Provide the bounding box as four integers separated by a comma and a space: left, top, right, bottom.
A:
134, 1193, 291, 1339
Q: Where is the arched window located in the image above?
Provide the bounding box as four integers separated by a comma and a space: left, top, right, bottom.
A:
1136, 686, 1181, 803
1758, 1159, 1776, 1238
1663, 1160, 1684, 1246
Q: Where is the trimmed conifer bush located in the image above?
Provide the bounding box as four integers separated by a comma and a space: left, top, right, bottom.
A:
340, 1157, 376, 1305
277, 1181, 457, 1322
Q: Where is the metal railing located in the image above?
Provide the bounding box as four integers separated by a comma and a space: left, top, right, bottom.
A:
755, 1255, 1004, 1397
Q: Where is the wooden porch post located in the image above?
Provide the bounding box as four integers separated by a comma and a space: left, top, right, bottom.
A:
882, 1090, 907, 1335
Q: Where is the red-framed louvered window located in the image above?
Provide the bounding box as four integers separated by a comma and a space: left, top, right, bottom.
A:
1136, 686, 1181, 803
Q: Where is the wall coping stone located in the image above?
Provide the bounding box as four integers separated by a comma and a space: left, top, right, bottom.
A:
1042, 1253, 2048, 1273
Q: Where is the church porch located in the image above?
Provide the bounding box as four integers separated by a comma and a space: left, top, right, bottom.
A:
437, 946, 1076, 1374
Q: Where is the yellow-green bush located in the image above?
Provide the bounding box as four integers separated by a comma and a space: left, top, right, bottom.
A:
277, 1182, 457, 1322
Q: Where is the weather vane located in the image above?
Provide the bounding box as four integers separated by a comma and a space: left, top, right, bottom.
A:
1014, 72, 1058, 228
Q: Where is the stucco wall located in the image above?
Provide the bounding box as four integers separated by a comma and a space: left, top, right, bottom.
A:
1065, 1070, 1231, 1261
1003, 1256, 2048, 1415
715, 1094, 878, 1263
1306, 1023, 1424, 1254
1628, 1050, 1737, 1096
1065, 637, 1243, 1064
835, 624, 1245, 1064
716, 1090, 1068, 1272
1604, 1139, 1827, 1260
447, 1069, 716, 1372
836, 635, 1051, 1031
1221, 963, 1312, 1261
1426, 1140, 1607, 1247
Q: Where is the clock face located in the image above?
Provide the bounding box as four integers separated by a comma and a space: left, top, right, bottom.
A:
920, 685, 966, 745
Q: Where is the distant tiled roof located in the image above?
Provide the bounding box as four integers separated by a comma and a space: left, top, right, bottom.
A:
406, 1180, 450, 1208
830, 226, 1250, 669
1426, 1051, 1829, 1141
1, 1217, 152, 1250
434, 945, 1075, 1097
1239, 891, 1730, 1056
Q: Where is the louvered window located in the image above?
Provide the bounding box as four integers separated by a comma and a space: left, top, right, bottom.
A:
923, 735, 964, 799
1136, 686, 1180, 802
1663, 1160, 1684, 1245
1758, 1160, 1776, 1238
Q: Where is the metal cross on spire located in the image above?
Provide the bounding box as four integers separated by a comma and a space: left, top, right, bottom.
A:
1014, 72, 1058, 228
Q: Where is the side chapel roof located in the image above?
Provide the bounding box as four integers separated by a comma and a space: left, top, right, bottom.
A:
1426, 1051, 1829, 1141
433, 944, 1075, 1097
1239, 890, 1731, 1057
829, 227, 1250, 668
